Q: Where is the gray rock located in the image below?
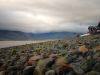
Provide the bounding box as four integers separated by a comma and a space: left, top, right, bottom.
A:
93, 63, 100, 73
45, 70, 55, 75
85, 71, 100, 75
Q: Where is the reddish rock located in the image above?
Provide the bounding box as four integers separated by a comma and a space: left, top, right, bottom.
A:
79, 46, 88, 53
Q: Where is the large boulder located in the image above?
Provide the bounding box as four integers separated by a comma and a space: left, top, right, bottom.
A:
80, 59, 95, 73
33, 65, 47, 75
79, 46, 88, 53
85, 71, 100, 75
93, 63, 100, 73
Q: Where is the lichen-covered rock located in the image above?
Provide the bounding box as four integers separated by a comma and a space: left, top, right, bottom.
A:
37, 58, 54, 67
85, 71, 100, 75
33, 65, 47, 75
80, 59, 95, 73
55, 56, 70, 66
93, 63, 100, 73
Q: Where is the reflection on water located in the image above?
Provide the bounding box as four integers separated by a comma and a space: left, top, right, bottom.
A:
0, 40, 55, 48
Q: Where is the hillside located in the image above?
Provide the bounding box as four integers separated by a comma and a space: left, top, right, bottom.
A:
28, 32, 78, 40
0, 30, 36, 41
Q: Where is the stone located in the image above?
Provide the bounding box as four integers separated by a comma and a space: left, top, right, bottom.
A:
45, 70, 55, 75
80, 59, 95, 73
33, 65, 47, 75
93, 52, 100, 59
94, 49, 100, 53
51, 64, 57, 70
87, 56, 92, 59
29, 55, 43, 61
0, 64, 7, 71
79, 46, 88, 53
92, 46, 100, 53
70, 63, 84, 75
7, 66, 20, 71
93, 63, 100, 73
97, 57, 100, 61
71, 51, 82, 56
55, 56, 70, 66
85, 71, 100, 75
51, 55, 58, 60
66, 71, 76, 75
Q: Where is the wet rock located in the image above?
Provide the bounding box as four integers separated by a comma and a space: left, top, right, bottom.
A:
80, 59, 95, 73
33, 65, 47, 75
93, 63, 100, 73
85, 71, 100, 75
45, 70, 56, 75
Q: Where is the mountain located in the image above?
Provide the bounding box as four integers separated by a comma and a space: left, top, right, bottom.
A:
28, 32, 79, 40
0, 30, 36, 41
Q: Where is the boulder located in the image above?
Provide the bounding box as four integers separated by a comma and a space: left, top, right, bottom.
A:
79, 46, 88, 53
45, 70, 55, 75
80, 59, 95, 73
33, 65, 47, 75
85, 71, 100, 75
93, 63, 100, 73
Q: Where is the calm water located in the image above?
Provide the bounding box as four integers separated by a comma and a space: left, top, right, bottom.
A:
0, 40, 55, 48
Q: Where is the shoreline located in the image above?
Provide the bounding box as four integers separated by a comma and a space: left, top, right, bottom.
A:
0, 39, 57, 48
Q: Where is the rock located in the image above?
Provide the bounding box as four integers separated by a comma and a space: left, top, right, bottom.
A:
8, 61, 14, 66
71, 51, 82, 56
59, 64, 73, 75
10, 49, 17, 56
87, 56, 92, 59
85, 71, 100, 75
51, 55, 58, 60
66, 71, 76, 75
16, 62, 23, 66
2, 70, 17, 75
70, 63, 84, 75
93, 63, 100, 73
20, 56, 27, 61
22, 66, 35, 75
80, 59, 95, 73
92, 46, 100, 53
37, 58, 54, 67
29, 55, 43, 61
51, 64, 57, 70
97, 57, 100, 61
55, 56, 70, 66
24, 62, 29, 66
94, 49, 100, 53
93, 52, 100, 59
0, 62, 3, 68
0, 64, 7, 71
33, 65, 47, 75
79, 46, 88, 53
45, 70, 55, 75
7, 66, 20, 71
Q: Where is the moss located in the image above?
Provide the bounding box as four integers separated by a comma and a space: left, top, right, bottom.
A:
33, 48, 42, 52
37, 60, 44, 66
10, 49, 17, 56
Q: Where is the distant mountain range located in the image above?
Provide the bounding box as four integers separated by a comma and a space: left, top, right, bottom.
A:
0, 30, 83, 41
27, 32, 79, 40
0, 30, 35, 41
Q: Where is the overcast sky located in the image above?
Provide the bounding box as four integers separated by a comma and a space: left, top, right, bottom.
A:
0, 0, 100, 33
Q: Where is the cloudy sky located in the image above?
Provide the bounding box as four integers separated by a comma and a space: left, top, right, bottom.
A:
0, 0, 100, 33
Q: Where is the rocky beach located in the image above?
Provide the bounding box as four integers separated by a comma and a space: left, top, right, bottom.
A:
0, 34, 100, 75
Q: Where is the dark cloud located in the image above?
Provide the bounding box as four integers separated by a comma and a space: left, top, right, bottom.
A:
0, 0, 100, 33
